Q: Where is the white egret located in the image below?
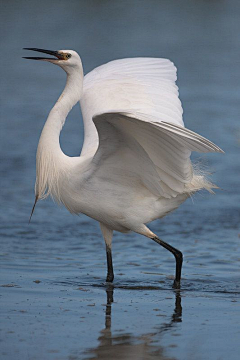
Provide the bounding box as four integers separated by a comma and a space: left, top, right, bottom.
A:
23, 48, 223, 287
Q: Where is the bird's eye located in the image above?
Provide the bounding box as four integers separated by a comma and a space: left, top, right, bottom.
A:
66, 53, 71, 59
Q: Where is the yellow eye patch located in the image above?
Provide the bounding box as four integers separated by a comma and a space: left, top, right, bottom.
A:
59, 52, 72, 60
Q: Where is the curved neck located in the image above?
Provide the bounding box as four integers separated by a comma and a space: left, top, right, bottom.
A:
45, 70, 83, 137
36, 68, 83, 200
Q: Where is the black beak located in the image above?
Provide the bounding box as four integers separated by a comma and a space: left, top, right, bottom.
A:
23, 48, 64, 60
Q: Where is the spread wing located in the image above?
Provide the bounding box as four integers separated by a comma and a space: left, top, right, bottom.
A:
91, 112, 223, 198
80, 57, 223, 198
81, 57, 183, 156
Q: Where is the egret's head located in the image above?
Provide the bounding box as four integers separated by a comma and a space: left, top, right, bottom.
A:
23, 48, 82, 74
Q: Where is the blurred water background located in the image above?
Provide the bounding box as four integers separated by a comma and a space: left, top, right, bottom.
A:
0, 0, 240, 359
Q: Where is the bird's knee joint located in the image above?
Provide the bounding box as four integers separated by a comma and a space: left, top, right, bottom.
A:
175, 251, 183, 261
106, 244, 112, 253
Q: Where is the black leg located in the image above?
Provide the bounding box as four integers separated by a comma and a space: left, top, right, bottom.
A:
106, 245, 114, 282
152, 236, 183, 288
105, 285, 114, 329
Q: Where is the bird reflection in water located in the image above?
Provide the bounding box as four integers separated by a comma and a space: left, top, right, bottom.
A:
85, 286, 182, 360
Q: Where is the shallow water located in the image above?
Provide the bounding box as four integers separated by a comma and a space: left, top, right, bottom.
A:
1, 1, 240, 359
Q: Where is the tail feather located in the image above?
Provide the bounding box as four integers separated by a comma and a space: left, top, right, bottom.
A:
184, 161, 218, 194
185, 175, 217, 194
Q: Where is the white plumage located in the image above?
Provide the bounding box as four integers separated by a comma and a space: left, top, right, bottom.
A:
80, 57, 183, 157
24, 48, 223, 287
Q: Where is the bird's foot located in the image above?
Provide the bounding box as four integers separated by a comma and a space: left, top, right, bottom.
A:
106, 273, 114, 283
172, 279, 181, 289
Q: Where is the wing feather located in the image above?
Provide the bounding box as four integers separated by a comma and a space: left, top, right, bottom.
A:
80, 57, 223, 198
81, 57, 183, 156
92, 112, 223, 198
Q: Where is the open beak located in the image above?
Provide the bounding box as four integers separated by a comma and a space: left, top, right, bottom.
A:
23, 48, 64, 61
